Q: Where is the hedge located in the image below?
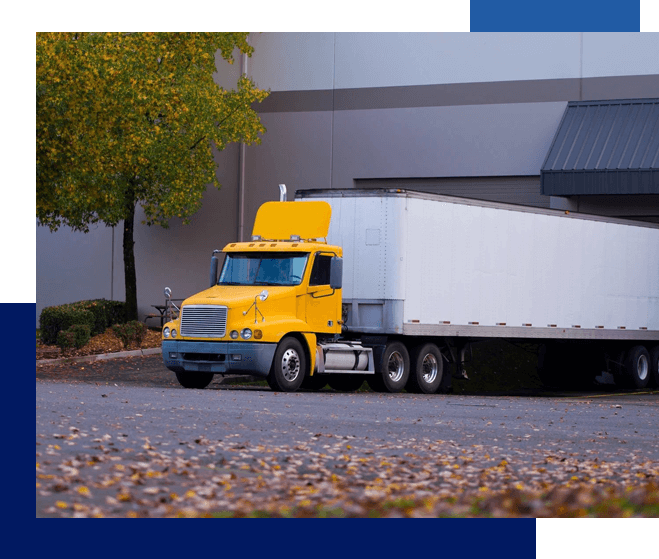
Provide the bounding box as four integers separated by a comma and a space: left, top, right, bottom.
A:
56, 324, 92, 350
40, 299, 127, 345
112, 321, 147, 348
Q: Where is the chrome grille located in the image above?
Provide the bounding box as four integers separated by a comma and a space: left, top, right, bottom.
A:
180, 305, 228, 338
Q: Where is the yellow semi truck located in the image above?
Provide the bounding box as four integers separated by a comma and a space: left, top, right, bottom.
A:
162, 186, 659, 393
162, 185, 375, 392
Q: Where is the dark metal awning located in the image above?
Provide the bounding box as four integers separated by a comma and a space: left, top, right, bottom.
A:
541, 98, 659, 195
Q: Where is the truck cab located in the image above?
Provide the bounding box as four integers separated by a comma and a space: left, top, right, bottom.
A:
161, 197, 346, 391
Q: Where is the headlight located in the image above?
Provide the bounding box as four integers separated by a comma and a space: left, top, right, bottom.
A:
230, 330, 239, 339
163, 327, 170, 338
241, 328, 252, 340
171, 329, 177, 338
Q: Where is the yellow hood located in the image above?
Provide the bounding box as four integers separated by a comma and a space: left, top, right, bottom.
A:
182, 284, 297, 316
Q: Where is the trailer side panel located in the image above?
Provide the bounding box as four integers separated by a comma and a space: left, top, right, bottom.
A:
306, 189, 659, 340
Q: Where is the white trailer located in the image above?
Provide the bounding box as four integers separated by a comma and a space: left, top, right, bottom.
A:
298, 189, 659, 391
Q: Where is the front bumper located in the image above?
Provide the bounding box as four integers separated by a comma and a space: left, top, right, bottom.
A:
162, 340, 276, 377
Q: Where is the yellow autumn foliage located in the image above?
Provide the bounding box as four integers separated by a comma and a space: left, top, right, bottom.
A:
36, 32, 269, 319
37, 31, 268, 231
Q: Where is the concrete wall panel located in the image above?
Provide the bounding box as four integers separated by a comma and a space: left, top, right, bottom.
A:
583, 33, 659, 78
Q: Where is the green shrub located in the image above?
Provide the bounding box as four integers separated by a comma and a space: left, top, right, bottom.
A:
65, 299, 127, 335
40, 299, 127, 344
56, 324, 91, 350
112, 320, 147, 348
56, 330, 75, 350
40, 307, 95, 345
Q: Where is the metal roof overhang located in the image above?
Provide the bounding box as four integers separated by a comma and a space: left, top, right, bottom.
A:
541, 98, 659, 196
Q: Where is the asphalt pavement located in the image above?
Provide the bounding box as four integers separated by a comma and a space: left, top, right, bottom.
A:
36, 353, 659, 517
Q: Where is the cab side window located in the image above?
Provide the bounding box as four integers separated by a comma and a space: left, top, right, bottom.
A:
309, 255, 332, 286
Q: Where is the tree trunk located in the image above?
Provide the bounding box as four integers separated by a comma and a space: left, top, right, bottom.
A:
123, 184, 138, 322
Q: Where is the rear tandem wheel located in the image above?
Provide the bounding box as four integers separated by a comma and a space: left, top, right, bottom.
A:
407, 343, 444, 394
367, 341, 410, 393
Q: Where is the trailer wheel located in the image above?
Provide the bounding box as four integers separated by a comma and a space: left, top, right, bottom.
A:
175, 371, 214, 389
328, 374, 364, 392
368, 341, 410, 393
267, 337, 306, 392
407, 343, 443, 394
650, 346, 659, 388
623, 345, 651, 389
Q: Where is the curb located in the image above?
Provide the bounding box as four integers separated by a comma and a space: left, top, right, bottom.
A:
36, 348, 260, 384
36, 347, 162, 367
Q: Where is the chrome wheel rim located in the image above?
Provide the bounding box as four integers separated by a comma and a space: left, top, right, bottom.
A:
422, 353, 439, 384
281, 348, 300, 382
637, 355, 648, 381
387, 351, 404, 382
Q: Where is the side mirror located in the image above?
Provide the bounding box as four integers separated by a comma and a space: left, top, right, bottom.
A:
330, 257, 343, 290
209, 250, 221, 287
164, 287, 172, 299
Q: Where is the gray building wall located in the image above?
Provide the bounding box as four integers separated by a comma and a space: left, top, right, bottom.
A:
36, 33, 659, 327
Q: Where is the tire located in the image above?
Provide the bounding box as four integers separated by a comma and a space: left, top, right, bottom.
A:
650, 346, 659, 388
327, 374, 364, 392
267, 337, 306, 392
175, 371, 214, 389
407, 343, 443, 394
622, 345, 651, 389
368, 341, 410, 393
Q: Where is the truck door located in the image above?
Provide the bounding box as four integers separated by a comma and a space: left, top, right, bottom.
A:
306, 252, 340, 333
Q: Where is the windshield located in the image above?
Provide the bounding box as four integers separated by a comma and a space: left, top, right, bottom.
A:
218, 252, 309, 286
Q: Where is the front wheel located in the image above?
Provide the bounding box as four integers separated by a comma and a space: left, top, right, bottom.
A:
175, 371, 214, 389
267, 337, 306, 392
